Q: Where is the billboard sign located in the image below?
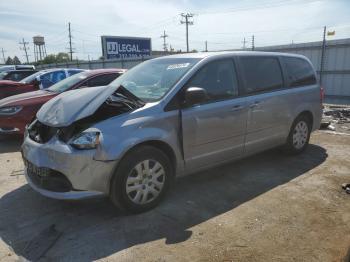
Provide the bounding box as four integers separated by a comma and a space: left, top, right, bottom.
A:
101, 36, 152, 60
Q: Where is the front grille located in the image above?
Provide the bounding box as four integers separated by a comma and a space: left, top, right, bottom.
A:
28, 120, 58, 143
25, 160, 72, 192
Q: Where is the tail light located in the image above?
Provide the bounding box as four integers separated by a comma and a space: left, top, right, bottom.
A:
320, 86, 325, 104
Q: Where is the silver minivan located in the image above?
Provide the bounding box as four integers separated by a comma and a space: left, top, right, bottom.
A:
22, 51, 322, 213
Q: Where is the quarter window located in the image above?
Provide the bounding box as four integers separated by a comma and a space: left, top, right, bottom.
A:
240, 57, 283, 94
187, 59, 239, 103
283, 57, 316, 87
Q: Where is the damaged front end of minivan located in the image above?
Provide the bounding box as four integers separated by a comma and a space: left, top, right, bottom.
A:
22, 84, 146, 199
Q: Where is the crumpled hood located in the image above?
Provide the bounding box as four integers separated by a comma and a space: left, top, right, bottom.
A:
37, 85, 117, 127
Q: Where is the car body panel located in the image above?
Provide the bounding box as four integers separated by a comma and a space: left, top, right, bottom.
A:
0, 80, 37, 99
181, 97, 248, 170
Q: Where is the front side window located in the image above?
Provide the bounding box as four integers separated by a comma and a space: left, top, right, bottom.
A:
109, 58, 200, 102
283, 57, 316, 87
8, 72, 22, 81
40, 70, 66, 89
240, 57, 283, 94
186, 59, 239, 102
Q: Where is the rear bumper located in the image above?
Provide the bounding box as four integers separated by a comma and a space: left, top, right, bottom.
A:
25, 169, 105, 200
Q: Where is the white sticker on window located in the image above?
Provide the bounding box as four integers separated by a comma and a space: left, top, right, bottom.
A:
167, 63, 190, 70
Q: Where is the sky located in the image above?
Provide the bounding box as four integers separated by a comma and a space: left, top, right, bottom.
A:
0, 0, 349, 62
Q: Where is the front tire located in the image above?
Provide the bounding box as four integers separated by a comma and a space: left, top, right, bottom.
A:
284, 115, 311, 154
110, 145, 173, 213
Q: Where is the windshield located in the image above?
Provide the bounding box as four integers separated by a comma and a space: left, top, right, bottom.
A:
47, 71, 89, 93
20, 71, 43, 84
109, 57, 200, 102
0, 71, 8, 80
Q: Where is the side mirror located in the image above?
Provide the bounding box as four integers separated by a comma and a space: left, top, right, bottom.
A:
185, 87, 207, 106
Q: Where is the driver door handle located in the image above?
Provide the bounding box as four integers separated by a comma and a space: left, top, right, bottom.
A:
249, 101, 261, 108
230, 105, 245, 112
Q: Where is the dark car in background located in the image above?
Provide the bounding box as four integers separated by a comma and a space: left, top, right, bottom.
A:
0, 70, 38, 81
0, 65, 36, 72
0, 69, 126, 134
0, 68, 83, 99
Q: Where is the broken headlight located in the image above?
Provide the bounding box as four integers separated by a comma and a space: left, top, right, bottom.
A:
70, 131, 100, 150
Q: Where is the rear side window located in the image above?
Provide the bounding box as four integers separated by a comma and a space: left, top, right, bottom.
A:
283, 57, 316, 87
85, 73, 119, 87
187, 59, 239, 102
240, 57, 283, 94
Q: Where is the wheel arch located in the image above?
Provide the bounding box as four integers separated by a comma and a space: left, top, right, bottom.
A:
295, 110, 314, 128
108, 139, 177, 192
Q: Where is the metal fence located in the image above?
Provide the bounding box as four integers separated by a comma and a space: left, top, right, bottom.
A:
37, 38, 350, 99
35, 55, 160, 71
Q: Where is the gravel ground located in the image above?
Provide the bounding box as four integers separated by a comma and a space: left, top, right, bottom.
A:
0, 131, 349, 262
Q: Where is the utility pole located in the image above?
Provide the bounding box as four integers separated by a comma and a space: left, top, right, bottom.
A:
68, 22, 74, 61
180, 13, 194, 52
251, 35, 255, 51
242, 37, 247, 49
1, 48, 6, 64
19, 38, 30, 63
205, 41, 208, 52
160, 30, 169, 52
320, 26, 327, 86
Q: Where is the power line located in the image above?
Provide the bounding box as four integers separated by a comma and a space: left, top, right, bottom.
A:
19, 38, 30, 63
160, 30, 169, 51
320, 26, 327, 86
180, 13, 194, 52
1, 48, 6, 64
68, 22, 74, 61
242, 37, 247, 49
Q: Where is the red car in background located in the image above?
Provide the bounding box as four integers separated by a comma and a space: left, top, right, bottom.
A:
0, 69, 126, 134
0, 68, 84, 100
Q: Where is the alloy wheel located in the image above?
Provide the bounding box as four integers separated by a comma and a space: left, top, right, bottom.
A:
292, 120, 309, 149
125, 159, 165, 205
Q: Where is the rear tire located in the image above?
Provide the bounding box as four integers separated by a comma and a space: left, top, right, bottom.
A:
110, 145, 173, 213
284, 115, 311, 154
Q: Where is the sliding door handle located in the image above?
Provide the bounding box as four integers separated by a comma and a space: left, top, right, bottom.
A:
230, 105, 244, 112
249, 101, 261, 108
